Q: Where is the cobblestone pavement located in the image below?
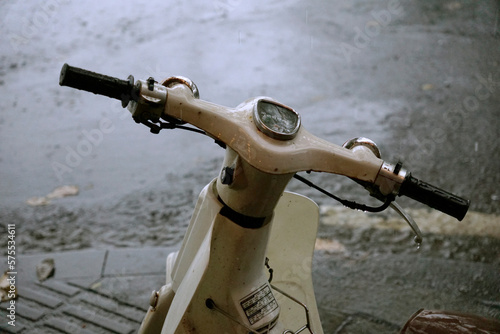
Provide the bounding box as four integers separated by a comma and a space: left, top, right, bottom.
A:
0, 248, 168, 334
1, 225, 499, 334
0, 248, 406, 334
0, 247, 405, 334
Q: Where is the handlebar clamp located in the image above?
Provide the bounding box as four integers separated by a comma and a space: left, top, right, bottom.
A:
128, 79, 167, 124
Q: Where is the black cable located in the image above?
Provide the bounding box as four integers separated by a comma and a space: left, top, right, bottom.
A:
164, 123, 226, 148
161, 122, 206, 135
293, 173, 393, 212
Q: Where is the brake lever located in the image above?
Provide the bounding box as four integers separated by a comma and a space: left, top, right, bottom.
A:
389, 201, 423, 247
342, 138, 423, 246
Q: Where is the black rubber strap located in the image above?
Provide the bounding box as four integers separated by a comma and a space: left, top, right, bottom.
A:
218, 197, 268, 229
399, 174, 470, 221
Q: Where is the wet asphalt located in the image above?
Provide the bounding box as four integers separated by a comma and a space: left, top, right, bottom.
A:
0, 0, 499, 332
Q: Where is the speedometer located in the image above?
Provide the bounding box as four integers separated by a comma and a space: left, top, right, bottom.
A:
253, 99, 301, 140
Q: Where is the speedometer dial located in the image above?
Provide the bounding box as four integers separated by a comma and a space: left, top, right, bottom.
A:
253, 99, 300, 140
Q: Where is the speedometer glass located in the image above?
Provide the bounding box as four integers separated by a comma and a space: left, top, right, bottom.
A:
253, 99, 301, 140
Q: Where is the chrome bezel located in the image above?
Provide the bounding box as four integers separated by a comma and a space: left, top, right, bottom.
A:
253, 99, 301, 141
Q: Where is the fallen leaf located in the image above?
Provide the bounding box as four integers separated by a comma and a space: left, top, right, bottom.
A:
46, 185, 79, 199
26, 185, 79, 206
36, 258, 55, 282
26, 197, 51, 206
0, 272, 17, 302
90, 281, 102, 290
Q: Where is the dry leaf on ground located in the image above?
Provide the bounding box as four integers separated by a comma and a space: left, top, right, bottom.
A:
0, 272, 17, 302
36, 258, 55, 282
27, 185, 79, 206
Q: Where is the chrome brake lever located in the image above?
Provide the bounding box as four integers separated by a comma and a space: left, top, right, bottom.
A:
342, 137, 423, 246
390, 202, 423, 247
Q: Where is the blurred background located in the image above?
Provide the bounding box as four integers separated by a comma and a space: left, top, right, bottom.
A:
0, 0, 499, 332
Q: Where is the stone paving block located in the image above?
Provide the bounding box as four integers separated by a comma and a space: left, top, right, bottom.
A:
22, 326, 63, 334
15, 302, 46, 321
44, 317, 98, 334
39, 279, 80, 297
78, 293, 147, 323
18, 286, 64, 309
44, 317, 100, 334
104, 247, 177, 276
63, 305, 136, 334
0, 324, 25, 334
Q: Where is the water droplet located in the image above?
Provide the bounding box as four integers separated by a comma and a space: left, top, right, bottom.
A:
414, 235, 423, 250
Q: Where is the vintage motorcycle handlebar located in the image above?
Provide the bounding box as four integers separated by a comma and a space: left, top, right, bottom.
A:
59, 63, 469, 221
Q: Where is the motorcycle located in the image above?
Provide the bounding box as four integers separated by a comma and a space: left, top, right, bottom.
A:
59, 64, 500, 333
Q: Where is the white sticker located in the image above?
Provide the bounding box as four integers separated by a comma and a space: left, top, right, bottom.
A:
240, 284, 278, 325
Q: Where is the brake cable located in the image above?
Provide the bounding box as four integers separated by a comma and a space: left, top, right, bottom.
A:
293, 173, 394, 213
134, 116, 227, 148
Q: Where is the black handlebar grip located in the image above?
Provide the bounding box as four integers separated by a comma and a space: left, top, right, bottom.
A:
59, 63, 136, 107
399, 174, 470, 221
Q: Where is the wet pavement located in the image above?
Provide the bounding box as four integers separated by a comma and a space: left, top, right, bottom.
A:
1, 0, 500, 333
0, 209, 499, 333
